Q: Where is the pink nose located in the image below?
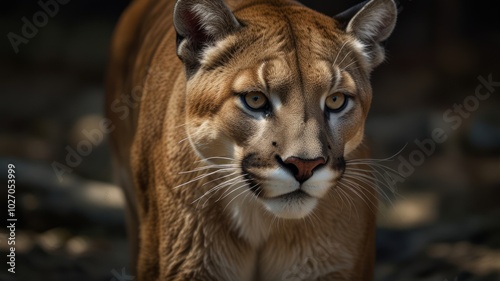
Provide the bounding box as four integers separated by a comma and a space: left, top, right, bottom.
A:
283, 157, 326, 183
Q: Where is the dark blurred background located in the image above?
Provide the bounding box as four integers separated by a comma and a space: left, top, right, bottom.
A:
0, 0, 499, 280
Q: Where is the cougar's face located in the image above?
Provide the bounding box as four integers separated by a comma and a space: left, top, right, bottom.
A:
180, 3, 391, 219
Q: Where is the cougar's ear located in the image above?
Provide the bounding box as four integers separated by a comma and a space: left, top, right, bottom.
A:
174, 0, 241, 76
334, 0, 397, 69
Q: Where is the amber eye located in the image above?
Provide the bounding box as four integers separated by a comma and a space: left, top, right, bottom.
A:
243, 91, 269, 110
325, 92, 348, 112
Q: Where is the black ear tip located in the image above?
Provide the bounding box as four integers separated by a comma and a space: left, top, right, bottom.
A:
333, 0, 369, 29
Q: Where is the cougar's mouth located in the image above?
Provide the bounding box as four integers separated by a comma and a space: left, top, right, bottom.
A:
267, 189, 309, 200
239, 154, 343, 219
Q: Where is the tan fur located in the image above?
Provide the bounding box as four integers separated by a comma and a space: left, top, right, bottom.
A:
106, 0, 396, 280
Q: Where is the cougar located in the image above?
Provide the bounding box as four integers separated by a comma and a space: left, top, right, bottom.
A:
106, 0, 397, 280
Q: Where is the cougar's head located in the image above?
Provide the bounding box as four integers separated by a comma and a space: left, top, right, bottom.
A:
174, 0, 397, 219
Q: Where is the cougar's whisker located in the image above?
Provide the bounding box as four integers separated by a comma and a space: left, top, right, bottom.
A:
337, 50, 353, 68
346, 144, 408, 163
345, 167, 401, 195
333, 41, 349, 66
344, 170, 398, 196
341, 174, 394, 206
197, 156, 238, 163
222, 183, 253, 213
201, 171, 242, 187
218, 180, 250, 203
192, 174, 245, 206
337, 179, 377, 215
175, 167, 237, 189
335, 184, 356, 220
178, 164, 238, 174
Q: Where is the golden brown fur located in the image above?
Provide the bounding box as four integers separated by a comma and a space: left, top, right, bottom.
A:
106, 0, 397, 280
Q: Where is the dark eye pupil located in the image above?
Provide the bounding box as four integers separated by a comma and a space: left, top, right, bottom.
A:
332, 96, 338, 102
243, 92, 268, 111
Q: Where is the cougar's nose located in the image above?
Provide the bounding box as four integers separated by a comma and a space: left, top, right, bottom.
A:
281, 156, 326, 183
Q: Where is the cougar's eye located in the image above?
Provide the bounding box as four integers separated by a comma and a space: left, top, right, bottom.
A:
325, 92, 348, 112
242, 91, 269, 110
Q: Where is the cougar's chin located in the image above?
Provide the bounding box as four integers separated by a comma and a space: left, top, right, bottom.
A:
261, 191, 318, 219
